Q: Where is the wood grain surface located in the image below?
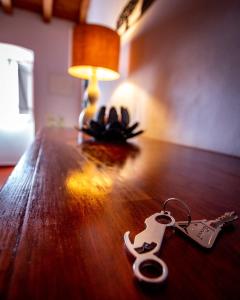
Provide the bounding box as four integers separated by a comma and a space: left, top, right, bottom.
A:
0, 128, 239, 300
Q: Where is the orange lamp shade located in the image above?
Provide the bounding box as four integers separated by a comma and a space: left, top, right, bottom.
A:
68, 24, 120, 81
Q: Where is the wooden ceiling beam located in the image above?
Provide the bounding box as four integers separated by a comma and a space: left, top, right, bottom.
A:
42, 0, 54, 23
1, 0, 13, 14
79, 0, 90, 23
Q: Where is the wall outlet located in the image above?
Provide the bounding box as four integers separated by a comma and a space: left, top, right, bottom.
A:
46, 114, 65, 128
57, 116, 65, 128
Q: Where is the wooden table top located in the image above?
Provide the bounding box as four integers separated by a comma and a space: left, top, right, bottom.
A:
0, 128, 239, 300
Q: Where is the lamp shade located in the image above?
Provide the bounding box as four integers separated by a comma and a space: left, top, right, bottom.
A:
68, 24, 120, 81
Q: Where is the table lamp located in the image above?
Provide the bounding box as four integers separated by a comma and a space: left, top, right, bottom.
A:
68, 24, 120, 127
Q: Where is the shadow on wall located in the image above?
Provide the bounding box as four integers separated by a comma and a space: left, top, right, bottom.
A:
116, 0, 240, 156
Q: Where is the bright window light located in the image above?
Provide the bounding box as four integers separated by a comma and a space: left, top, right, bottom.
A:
0, 43, 34, 131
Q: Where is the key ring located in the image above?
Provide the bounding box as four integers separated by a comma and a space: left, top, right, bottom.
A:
163, 198, 191, 227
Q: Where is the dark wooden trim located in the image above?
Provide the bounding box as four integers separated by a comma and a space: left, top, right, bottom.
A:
1, 0, 13, 14
78, 0, 90, 23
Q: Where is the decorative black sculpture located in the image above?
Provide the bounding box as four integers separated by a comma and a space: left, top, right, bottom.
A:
77, 106, 144, 142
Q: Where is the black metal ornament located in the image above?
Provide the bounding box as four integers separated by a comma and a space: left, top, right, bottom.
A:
76, 106, 144, 143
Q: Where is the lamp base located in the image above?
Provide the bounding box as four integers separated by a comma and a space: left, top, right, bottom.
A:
79, 71, 100, 128
79, 103, 97, 128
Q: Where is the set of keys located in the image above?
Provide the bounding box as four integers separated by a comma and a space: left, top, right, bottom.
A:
124, 198, 238, 284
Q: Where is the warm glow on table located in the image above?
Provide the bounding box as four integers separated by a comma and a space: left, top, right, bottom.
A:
66, 164, 113, 199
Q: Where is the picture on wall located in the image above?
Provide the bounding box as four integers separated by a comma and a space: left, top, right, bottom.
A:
116, 0, 157, 35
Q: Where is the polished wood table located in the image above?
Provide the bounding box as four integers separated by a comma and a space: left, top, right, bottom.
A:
0, 128, 239, 300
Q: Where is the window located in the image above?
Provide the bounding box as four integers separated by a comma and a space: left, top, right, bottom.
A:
0, 43, 35, 165
0, 43, 34, 131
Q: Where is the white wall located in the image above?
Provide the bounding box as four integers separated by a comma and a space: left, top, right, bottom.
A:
0, 9, 81, 131
88, 0, 240, 157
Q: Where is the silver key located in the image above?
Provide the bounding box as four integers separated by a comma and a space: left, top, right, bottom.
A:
175, 211, 238, 248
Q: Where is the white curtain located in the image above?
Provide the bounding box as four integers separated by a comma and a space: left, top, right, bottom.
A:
18, 63, 31, 114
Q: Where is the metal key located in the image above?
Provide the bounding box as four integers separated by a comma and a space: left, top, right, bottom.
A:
175, 211, 238, 248
124, 211, 175, 283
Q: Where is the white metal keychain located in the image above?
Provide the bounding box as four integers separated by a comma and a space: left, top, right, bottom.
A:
124, 198, 191, 284
124, 210, 175, 283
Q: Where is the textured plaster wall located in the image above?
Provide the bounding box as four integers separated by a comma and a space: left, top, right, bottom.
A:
91, 0, 240, 157
0, 9, 81, 131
